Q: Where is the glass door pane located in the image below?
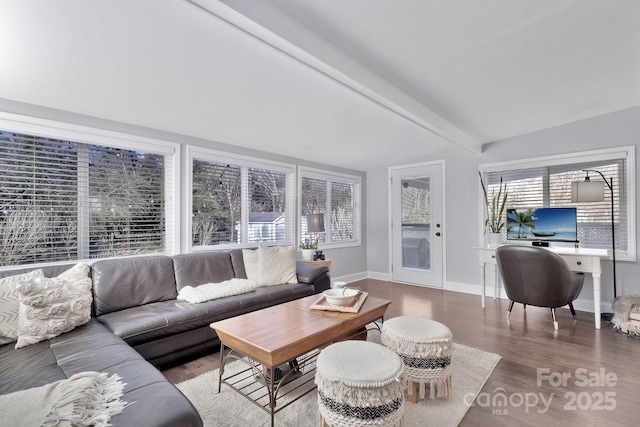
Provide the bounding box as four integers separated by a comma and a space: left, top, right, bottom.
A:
401, 177, 431, 270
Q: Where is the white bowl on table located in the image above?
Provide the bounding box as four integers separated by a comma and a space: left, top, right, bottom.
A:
323, 288, 358, 306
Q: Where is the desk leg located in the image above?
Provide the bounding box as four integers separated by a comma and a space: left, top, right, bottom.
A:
593, 272, 602, 329
494, 264, 499, 299
481, 263, 486, 309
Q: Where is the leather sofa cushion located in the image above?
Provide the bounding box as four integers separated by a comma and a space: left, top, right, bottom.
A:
92, 255, 177, 316
230, 249, 248, 279
0, 319, 201, 427
173, 252, 236, 291
97, 283, 315, 347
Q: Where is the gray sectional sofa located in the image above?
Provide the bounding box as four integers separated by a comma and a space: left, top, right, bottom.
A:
0, 248, 330, 426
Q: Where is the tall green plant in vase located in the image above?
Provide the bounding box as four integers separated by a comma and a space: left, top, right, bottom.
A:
479, 172, 508, 245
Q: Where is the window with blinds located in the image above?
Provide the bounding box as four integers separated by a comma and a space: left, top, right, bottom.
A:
481, 148, 633, 256
191, 153, 294, 247
301, 177, 327, 244
301, 170, 361, 246
0, 131, 166, 266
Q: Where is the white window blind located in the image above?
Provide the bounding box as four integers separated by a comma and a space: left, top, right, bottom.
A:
247, 167, 288, 243
300, 177, 327, 245
192, 161, 241, 245
482, 152, 631, 255
0, 131, 167, 266
330, 180, 356, 242
191, 154, 294, 248
301, 170, 361, 246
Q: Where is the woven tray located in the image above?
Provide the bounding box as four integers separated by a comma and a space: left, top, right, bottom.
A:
310, 291, 368, 313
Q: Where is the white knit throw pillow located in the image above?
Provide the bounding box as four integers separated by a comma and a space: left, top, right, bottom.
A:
0, 269, 44, 345
15, 263, 92, 349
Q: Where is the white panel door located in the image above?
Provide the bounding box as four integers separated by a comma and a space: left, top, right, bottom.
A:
391, 163, 443, 287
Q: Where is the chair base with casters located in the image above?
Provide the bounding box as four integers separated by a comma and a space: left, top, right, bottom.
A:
496, 245, 585, 330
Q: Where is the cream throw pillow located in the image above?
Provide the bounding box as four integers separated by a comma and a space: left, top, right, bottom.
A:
0, 269, 45, 345
242, 248, 260, 282
243, 246, 298, 287
259, 245, 298, 286
15, 263, 92, 349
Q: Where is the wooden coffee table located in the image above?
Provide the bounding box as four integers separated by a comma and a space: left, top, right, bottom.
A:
210, 293, 391, 426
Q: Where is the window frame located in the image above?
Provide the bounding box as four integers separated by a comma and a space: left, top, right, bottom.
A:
185, 146, 295, 252
299, 166, 362, 250
0, 112, 181, 269
479, 146, 636, 261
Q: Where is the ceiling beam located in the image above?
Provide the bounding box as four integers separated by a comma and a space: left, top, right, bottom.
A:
186, 0, 482, 154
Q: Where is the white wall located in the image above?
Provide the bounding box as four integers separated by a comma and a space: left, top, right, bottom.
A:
367, 106, 640, 311
366, 167, 390, 279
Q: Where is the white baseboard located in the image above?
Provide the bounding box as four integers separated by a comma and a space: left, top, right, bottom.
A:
331, 271, 369, 285
443, 280, 485, 296
364, 271, 391, 281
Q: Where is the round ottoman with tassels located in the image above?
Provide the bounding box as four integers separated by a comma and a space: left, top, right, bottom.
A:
381, 316, 453, 402
315, 340, 405, 427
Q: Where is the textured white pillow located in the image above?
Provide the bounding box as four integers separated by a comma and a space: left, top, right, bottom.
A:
257, 245, 298, 287
242, 248, 260, 282
15, 263, 92, 349
243, 246, 298, 287
0, 269, 45, 345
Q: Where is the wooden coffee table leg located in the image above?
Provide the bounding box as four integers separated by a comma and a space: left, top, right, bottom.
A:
269, 373, 276, 427
351, 325, 368, 341
407, 380, 418, 403
218, 343, 225, 393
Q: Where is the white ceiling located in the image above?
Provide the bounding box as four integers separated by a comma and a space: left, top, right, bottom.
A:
1, 0, 639, 171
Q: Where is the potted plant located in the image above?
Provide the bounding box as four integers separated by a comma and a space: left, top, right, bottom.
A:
479, 172, 508, 245
299, 240, 317, 260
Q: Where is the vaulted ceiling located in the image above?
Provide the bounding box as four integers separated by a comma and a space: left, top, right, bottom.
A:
1, 0, 639, 171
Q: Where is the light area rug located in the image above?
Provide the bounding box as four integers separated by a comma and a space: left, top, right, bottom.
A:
177, 338, 501, 427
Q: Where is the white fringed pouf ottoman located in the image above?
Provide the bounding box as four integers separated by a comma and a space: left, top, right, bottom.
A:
315, 340, 405, 427
381, 316, 453, 402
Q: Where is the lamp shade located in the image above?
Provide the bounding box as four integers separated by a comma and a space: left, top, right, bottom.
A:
306, 213, 325, 233
571, 180, 605, 203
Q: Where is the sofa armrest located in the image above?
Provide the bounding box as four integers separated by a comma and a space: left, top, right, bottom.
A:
296, 262, 331, 293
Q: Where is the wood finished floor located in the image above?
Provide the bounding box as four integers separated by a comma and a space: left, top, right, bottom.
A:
163, 279, 640, 426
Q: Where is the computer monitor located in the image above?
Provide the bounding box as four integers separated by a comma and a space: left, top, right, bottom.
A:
506, 207, 578, 243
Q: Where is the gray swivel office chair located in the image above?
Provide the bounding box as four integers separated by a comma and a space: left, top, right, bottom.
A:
495, 245, 585, 329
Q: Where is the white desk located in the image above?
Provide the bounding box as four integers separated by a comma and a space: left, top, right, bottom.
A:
476, 245, 609, 329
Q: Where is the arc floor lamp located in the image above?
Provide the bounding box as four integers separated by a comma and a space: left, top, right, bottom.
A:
571, 169, 617, 298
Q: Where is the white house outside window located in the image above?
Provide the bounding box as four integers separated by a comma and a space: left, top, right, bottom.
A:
189, 148, 294, 249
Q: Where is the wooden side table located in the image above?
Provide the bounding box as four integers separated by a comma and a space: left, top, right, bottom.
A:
300, 259, 331, 272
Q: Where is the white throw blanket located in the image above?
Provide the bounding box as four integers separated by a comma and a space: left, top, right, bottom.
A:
177, 278, 258, 304
0, 371, 130, 427
611, 296, 640, 335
